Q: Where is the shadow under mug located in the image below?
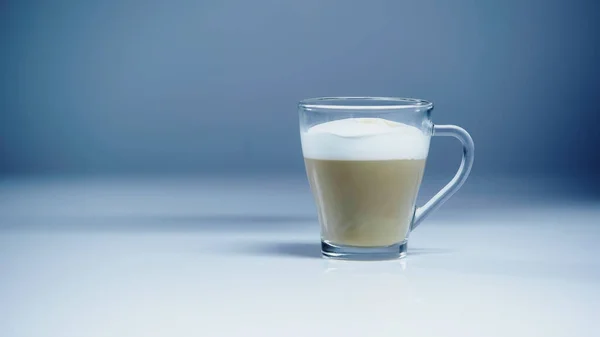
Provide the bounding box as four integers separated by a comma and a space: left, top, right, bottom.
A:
299, 97, 474, 260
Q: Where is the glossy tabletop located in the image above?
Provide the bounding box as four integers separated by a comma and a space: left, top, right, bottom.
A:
1, 176, 599, 337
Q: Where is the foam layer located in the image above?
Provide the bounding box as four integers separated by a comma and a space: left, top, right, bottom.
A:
301, 118, 430, 160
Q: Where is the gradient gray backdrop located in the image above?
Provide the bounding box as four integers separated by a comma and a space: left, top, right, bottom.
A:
1, 0, 599, 181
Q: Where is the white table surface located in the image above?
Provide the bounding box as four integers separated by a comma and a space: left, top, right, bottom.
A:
1, 176, 599, 337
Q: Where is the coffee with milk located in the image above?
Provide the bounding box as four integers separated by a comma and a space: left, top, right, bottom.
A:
301, 118, 429, 247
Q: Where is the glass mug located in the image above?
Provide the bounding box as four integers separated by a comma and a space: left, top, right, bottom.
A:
299, 97, 474, 260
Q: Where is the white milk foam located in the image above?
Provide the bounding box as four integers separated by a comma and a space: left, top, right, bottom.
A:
301, 118, 430, 160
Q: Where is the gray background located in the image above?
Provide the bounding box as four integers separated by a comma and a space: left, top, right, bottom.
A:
1, 0, 599, 181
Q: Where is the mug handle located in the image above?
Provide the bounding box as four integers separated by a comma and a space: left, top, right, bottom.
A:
411, 125, 475, 230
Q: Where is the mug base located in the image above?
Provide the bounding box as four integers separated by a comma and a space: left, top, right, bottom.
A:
321, 240, 407, 260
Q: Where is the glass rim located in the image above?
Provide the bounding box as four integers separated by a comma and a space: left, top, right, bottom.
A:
299, 97, 433, 111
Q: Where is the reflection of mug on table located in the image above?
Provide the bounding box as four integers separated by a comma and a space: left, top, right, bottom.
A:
322, 259, 407, 275
299, 97, 474, 260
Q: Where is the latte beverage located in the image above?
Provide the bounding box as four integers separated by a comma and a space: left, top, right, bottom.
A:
301, 118, 430, 247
